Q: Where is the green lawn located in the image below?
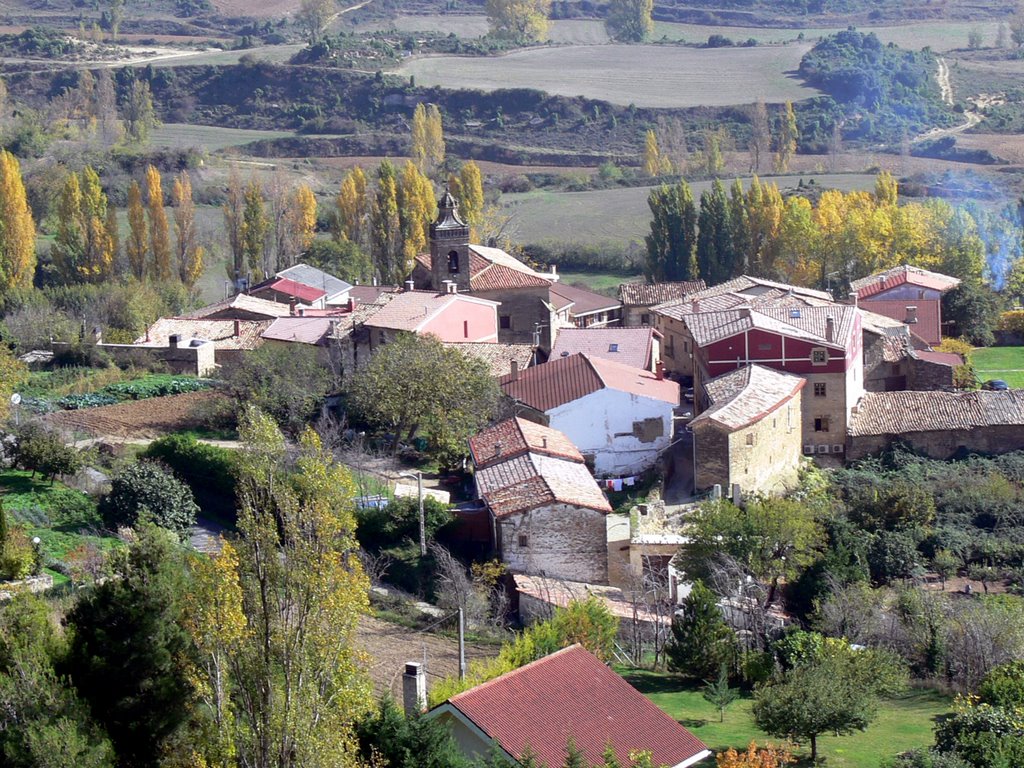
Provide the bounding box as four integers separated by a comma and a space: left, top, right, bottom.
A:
620, 669, 951, 767
973, 346, 1024, 388
0, 469, 120, 562
559, 270, 639, 295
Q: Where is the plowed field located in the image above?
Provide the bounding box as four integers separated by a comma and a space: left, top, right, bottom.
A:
47, 391, 226, 438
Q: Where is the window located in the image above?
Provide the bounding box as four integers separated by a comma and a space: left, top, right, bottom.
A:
608, 343, 619, 353
814, 417, 830, 433
500, 315, 511, 330
745, 433, 755, 447
518, 534, 529, 548
463, 320, 469, 338
641, 313, 650, 326
811, 348, 828, 365
814, 382, 827, 397
447, 250, 460, 273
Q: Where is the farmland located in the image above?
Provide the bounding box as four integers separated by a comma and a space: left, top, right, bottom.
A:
369, 14, 1003, 53
502, 174, 880, 246
399, 43, 818, 108
149, 124, 296, 151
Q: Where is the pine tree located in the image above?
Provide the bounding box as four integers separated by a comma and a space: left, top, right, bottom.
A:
696, 180, 733, 285
563, 737, 587, 768
702, 664, 739, 722
241, 179, 269, 281
774, 101, 798, 173
127, 181, 147, 280
145, 165, 171, 281
370, 160, 402, 284
642, 129, 661, 177
666, 580, 735, 680
335, 166, 368, 247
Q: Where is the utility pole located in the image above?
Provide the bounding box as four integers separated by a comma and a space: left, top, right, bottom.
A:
458, 606, 467, 681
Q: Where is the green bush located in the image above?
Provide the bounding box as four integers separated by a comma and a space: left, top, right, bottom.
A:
0, 527, 38, 580
355, 496, 454, 552
99, 462, 199, 536
142, 434, 237, 501
979, 661, 1024, 709
13, 423, 82, 481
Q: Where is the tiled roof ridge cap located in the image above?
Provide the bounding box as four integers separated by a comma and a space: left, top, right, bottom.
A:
448, 644, 584, 705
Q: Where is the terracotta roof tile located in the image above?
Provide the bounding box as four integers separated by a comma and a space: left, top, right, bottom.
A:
851, 265, 961, 298
692, 365, 805, 432
362, 290, 497, 333
850, 390, 1024, 436
683, 305, 857, 350
348, 285, 400, 303
692, 275, 832, 302
859, 299, 942, 346
500, 353, 678, 412
619, 281, 706, 306
913, 350, 963, 367
551, 328, 656, 371
470, 417, 583, 469
261, 316, 335, 345
442, 646, 709, 768
182, 294, 298, 320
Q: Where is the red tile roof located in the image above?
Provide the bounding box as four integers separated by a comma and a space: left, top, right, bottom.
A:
349, 285, 400, 303
500, 353, 678, 412
470, 417, 583, 469
415, 247, 555, 293
692, 364, 805, 432
363, 290, 498, 333
441, 646, 709, 768
475, 452, 612, 517
851, 265, 961, 298
551, 328, 656, 371
619, 281, 707, 306
254, 277, 327, 304
444, 342, 535, 377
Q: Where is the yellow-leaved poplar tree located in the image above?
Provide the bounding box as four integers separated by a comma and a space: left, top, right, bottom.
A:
80, 166, 114, 281
643, 129, 661, 177
105, 203, 119, 269
172, 170, 204, 287
126, 180, 148, 280
486, 0, 551, 42
52, 172, 84, 283
0, 151, 34, 298
774, 101, 798, 173
289, 183, 317, 254
397, 160, 435, 266
458, 160, 485, 237
335, 166, 368, 247
241, 180, 269, 280
145, 165, 172, 281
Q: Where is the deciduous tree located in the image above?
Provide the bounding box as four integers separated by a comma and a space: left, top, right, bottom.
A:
370, 159, 403, 284
172, 170, 203, 286
642, 129, 661, 177
99, 461, 199, 535
126, 180, 147, 280
122, 79, 157, 145
145, 165, 171, 281
223, 167, 245, 284
398, 160, 435, 265
696, 179, 733, 284
605, 0, 653, 42
644, 180, 698, 282
335, 166, 368, 247
295, 0, 334, 44
774, 101, 798, 173
716, 741, 794, 768
0, 151, 34, 298
749, 99, 770, 173
486, 0, 551, 42
241, 179, 269, 280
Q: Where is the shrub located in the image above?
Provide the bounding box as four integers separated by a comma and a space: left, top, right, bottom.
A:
998, 310, 1024, 335
13, 423, 82, 481
99, 461, 199, 536
355, 495, 454, 551
0, 527, 38, 580
979, 661, 1024, 709
142, 434, 237, 500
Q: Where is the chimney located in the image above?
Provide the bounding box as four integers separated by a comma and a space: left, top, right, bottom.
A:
444, 280, 458, 295
848, 291, 858, 307
348, 296, 357, 312
692, 298, 701, 313
510, 360, 519, 381
655, 360, 665, 380
329, 319, 338, 337
289, 298, 297, 316
405, 279, 415, 292
92, 325, 102, 344
905, 305, 918, 324
493, 440, 503, 458
738, 306, 751, 319
169, 334, 180, 350
234, 319, 241, 337
402, 662, 426, 716
541, 436, 548, 449
372, 276, 378, 286
825, 315, 835, 343
354, 278, 360, 285
298, 308, 306, 317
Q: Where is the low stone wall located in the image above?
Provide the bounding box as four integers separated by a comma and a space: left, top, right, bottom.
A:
0, 573, 54, 601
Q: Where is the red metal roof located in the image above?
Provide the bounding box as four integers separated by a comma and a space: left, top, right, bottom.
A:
256, 277, 326, 303
443, 646, 709, 768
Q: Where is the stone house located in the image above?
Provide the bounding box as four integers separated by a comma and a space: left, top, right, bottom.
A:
549, 282, 623, 329
499, 352, 680, 476
851, 265, 960, 347
847, 389, 1024, 459
179, 293, 299, 321
690, 364, 805, 495
135, 317, 271, 374
360, 286, 501, 350
619, 280, 706, 327
550, 327, 661, 373
425, 645, 710, 768
469, 418, 612, 584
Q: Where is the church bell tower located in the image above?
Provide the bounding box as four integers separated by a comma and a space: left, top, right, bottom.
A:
430, 189, 471, 293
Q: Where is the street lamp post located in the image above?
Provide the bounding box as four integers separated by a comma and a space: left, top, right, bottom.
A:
399, 471, 426, 557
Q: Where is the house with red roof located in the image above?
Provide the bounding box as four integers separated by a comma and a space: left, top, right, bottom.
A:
551, 327, 661, 372
470, 418, 612, 583
500, 353, 679, 476
426, 645, 711, 768
850, 265, 960, 347
250, 276, 329, 308
361, 287, 500, 349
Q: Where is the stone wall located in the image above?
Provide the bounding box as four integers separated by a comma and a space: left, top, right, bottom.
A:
848, 426, 1024, 461
863, 333, 906, 392
908, 357, 955, 390
474, 286, 555, 350
498, 503, 608, 584
52, 341, 215, 377
653, 315, 694, 378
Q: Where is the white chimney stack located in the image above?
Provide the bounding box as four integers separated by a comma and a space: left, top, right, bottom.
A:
403, 662, 426, 716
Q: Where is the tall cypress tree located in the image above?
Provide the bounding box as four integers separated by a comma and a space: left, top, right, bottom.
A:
644, 180, 697, 282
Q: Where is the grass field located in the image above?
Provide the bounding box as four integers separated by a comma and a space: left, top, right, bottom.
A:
559, 270, 639, 294
399, 43, 817, 108
973, 346, 1024, 388
149, 124, 295, 151
621, 669, 951, 767
503, 174, 879, 246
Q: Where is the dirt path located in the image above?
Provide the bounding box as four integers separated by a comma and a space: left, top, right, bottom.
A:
915, 56, 983, 142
